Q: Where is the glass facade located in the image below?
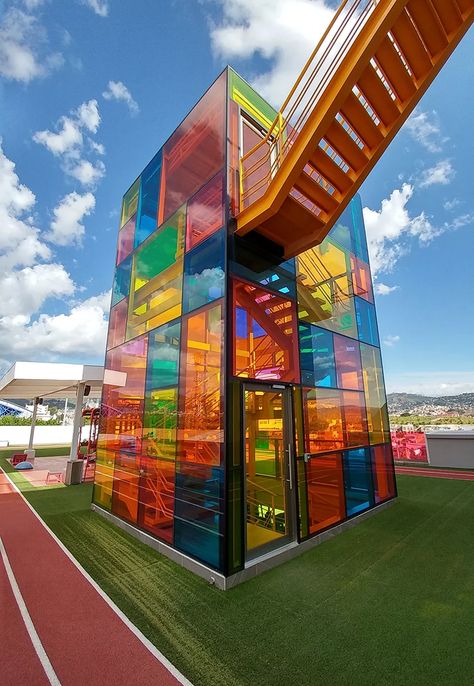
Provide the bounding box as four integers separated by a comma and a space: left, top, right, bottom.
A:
95, 67, 395, 578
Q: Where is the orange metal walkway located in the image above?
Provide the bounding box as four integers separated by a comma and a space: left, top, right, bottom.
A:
237, 0, 474, 258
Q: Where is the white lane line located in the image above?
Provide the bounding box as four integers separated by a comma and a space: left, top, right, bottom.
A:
0, 536, 61, 686
0, 468, 193, 686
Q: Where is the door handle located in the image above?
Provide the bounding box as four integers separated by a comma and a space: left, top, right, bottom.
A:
287, 442, 293, 490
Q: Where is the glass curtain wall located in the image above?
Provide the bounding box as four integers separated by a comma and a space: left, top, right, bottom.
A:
95, 71, 227, 571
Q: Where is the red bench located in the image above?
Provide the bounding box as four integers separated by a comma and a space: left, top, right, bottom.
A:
11, 453, 26, 466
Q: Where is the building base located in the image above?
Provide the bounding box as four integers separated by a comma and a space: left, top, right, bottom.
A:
91, 499, 396, 590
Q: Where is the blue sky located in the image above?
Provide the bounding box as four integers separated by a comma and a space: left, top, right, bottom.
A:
0, 0, 473, 396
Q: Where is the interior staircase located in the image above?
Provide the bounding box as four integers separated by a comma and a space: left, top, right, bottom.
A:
236, 0, 474, 258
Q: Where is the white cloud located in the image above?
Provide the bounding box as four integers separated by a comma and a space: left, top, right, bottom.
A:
0, 264, 75, 319
0, 144, 109, 367
33, 99, 105, 187
76, 99, 101, 133
419, 159, 455, 188
209, 0, 334, 105
47, 191, 96, 246
0, 290, 110, 360
363, 184, 444, 274
383, 335, 400, 347
0, 7, 62, 83
404, 109, 448, 153
68, 159, 105, 187
102, 80, 139, 114
443, 198, 461, 212
375, 283, 399, 296
0, 140, 50, 270
33, 117, 83, 156
82, 0, 109, 17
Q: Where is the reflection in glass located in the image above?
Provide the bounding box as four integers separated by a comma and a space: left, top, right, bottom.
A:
160, 73, 226, 224
343, 447, 374, 516
121, 178, 140, 228
361, 343, 390, 444
117, 215, 135, 265
135, 151, 161, 247
245, 389, 288, 555
306, 452, 345, 534
186, 172, 224, 251
183, 230, 225, 313
178, 300, 224, 465
233, 279, 300, 382
112, 255, 132, 306
334, 335, 363, 390
355, 297, 380, 346
299, 323, 336, 387
303, 388, 344, 453
107, 298, 128, 351
371, 444, 396, 503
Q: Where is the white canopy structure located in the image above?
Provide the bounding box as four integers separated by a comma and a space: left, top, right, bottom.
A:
0, 362, 125, 473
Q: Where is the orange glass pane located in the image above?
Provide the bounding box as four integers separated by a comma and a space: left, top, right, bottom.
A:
303, 388, 344, 453
333, 335, 363, 390
160, 72, 226, 224
342, 391, 368, 447
99, 336, 148, 454
117, 215, 135, 265
111, 452, 140, 524
306, 452, 345, 534
107, 298, 128, 350
372, 444, 396, 503
177, 300, 224, 465
233, 279, 300, 382
137, 456, 175, 543
186, 172, 224, 250
351, 255, 373, 302
93, 448, 114, 511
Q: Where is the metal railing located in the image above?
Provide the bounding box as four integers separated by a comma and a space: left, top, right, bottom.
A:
239, 0, 379, 210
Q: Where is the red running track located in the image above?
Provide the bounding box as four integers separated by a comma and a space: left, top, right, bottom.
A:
396, 466, 474, 481
0, 471, 191, 686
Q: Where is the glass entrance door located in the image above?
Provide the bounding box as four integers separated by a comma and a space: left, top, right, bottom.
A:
244, 384, 295, 560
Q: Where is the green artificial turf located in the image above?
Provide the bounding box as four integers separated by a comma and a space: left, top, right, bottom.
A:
0, 445, 70, 458
5, 465, 474, 686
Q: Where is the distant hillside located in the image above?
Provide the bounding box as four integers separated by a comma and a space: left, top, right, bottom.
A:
388, 392, 474, 415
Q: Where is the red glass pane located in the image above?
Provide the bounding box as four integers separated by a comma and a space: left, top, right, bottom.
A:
343, 391, 368, 447
303, 388, 344, 453
99, 336, 148, 454
107, 298, 128, 351
186, 172, 224, 250
137, 456, 175, 543
333, 335, 363, 390
372, 444, 396, 503
117, 215, 135, 265
351, 255, 373, 302
159, 72, 226, 224
233, 279, 300, 382
306, 453, 346, 534
228, 99, 240, 216
177, 301, 224, 465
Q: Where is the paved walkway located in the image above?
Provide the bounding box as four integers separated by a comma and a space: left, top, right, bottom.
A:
0, 470, 191, 686
395, 465, 474, 480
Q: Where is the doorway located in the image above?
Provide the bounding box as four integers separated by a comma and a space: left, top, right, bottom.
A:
243, 383, 296, 561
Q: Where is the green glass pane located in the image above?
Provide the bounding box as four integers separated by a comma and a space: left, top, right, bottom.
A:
142, 388, 178, 460
134, 207, 185, 289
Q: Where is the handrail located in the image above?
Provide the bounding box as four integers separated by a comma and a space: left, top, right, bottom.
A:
239, 0, 380, 210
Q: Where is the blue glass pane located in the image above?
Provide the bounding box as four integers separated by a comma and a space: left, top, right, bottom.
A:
135, 151, 162, 248
146, 320, 181, 390
183, 230, 225, 314
343, 447, 374, 516
112, 254, 132, 306
328, 204, 352, 253
355, 297, 380, 346
299, 323, 336, 388
174, 463, 223, 570
350, 195, 369, 262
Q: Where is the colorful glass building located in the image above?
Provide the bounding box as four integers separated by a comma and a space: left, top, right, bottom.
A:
93, 68, 396, 588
